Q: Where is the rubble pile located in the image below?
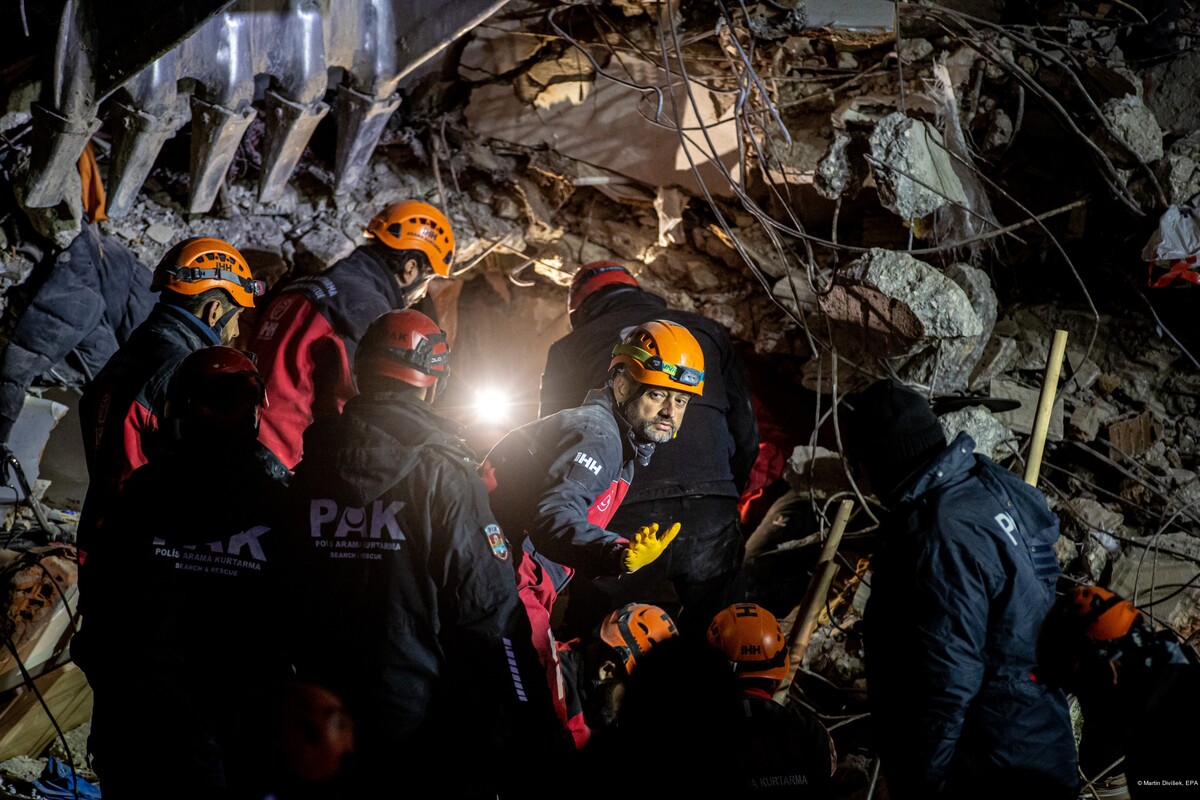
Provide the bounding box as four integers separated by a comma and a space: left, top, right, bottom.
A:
0, 0, 1199, 795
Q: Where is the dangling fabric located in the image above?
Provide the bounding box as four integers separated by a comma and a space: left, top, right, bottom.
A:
78, 141, 108, 223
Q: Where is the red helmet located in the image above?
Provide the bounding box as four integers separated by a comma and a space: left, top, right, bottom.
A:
354, 310, 450, 390
707, 603, 789, 683
364, 200, 455, 276
598, 603, 679, 674
567, 261, 639, 318
165, 346, 267, 430
151, 237, 264, 308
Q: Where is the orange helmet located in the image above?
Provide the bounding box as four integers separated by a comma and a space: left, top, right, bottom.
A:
707, 603, 789, 683
364, 200, 455, 276
599, 603, 679, 674
610, 319, 705, 396
151, 237, 263, 308
354, 310, 450, 391
165, 346, 267, 432
567, 261, 639, 318
1035, 585, 1142, 689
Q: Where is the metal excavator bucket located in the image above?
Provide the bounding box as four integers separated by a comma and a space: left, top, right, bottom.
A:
21, 0, 508, 217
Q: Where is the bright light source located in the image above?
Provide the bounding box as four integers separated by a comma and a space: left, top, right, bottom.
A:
474, 387, 510, 423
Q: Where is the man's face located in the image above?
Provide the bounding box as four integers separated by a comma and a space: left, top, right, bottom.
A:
624, 386, 692, 443
393, 256, 435, 308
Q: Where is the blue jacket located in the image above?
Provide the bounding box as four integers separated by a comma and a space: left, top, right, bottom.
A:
0, 224, 153, 441
863, 433, 1077, 799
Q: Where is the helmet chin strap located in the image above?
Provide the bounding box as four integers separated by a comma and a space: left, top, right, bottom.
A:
211, 306, 241, 338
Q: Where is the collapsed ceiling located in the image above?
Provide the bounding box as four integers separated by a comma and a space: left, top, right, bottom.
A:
1, 0, 1199, 795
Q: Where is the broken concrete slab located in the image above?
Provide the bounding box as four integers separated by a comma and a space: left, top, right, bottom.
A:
465, 55, 741, 198
515, 53, 596, 110
867, 112, 969, 220
1068, 403, 1107, 443
990, 377, 1064, 441
293, 222, 357, 275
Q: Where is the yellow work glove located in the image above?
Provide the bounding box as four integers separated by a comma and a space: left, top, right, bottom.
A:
622, 522, 681, 574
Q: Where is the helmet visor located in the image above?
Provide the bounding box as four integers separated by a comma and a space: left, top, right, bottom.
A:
611, 344, 704, 388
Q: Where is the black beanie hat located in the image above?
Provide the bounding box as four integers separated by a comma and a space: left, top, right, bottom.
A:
848, 379, 947, 498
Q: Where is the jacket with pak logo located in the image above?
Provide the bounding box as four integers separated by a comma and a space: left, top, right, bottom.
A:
281, 391, 554, 779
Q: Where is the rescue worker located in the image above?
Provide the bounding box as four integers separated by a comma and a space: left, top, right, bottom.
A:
282, 309, 560, 797
249, 200, 455, 468
559, 602, 680, 734
707, 603, 835, 797
74, 346, 289, 799
485, 318, 704, 746
77, 237, 261, 568
846, 379, 1078, 800
540, 261, 758, 635
1036, 585, 1200, 796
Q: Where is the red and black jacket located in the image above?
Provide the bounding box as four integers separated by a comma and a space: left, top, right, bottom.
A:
77, 303, 218, 555
484, 387, 654, 589
250, 246, 405, 468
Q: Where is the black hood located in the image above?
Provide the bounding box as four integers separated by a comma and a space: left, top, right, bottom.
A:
299, 391, 473, 506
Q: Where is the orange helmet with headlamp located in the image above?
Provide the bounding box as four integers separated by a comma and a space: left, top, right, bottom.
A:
151, 237, 263, 308
609, 319, 705, 396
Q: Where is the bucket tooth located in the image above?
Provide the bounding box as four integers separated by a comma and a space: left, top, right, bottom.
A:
188, 95, 257, 215
258, 89, 330, 204
332, 83, 401, 196
106, 102, 180, 218
20, 103, 101, 209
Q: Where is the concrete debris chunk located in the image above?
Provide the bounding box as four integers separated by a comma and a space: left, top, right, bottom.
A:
1099, 94, 1163, 165
903, 263, 997, 392
840, 248, 983, 342
1146, 50, 1200, 135
517, 54, 596, 110
1072, 497, 1124, 535
939, 405, 1016, 463
990, 378, 1064, 441
867, 112, 969, 220
815, 131, 852, 200
294, 223, 356, 275
1068, 403, 1106, 443
968, 335, 1018, 391
1157, 130, 1200, 206
145, 222, 175, 245
784, 445, 852, 498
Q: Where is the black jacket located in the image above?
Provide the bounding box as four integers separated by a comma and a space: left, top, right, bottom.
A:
0, 224, 153, 441
283, 390, 556, 787
71, 436, 291, 791
539, 288, 758, 502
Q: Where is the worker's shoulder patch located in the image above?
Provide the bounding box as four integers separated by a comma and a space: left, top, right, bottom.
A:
566, 451, 604, 485
484, 523, 509, 561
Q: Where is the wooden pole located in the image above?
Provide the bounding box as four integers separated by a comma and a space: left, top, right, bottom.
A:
1024, 329, 1069, 486
774, 499, 854, 701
